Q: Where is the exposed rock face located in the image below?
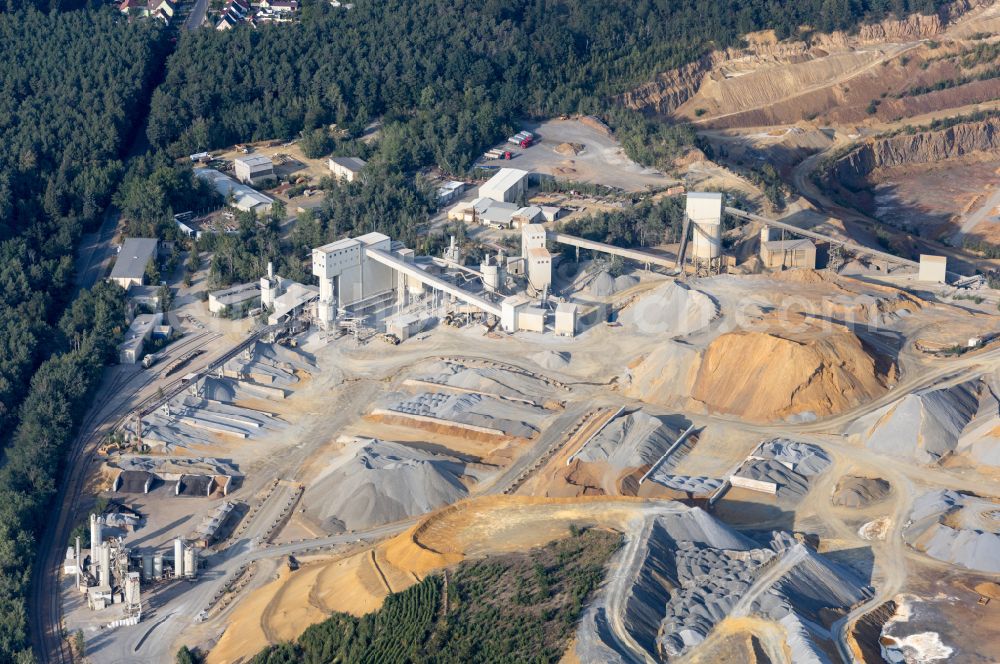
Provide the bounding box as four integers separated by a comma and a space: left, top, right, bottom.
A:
827, 118, 1000, 190
618, 0, 988, 116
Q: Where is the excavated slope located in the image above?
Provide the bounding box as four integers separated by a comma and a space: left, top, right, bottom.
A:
826, 118, 1000, 190
689, 323, 894, 423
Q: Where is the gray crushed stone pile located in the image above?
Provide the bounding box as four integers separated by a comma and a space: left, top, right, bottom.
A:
383, 391, 548, 438
303, 439, 487, 532
831, 475, 891, 508
575, 411, 682, 470
903, 489, 1000, 573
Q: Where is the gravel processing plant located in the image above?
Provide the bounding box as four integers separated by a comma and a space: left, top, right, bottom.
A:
52, 170, 1000, 664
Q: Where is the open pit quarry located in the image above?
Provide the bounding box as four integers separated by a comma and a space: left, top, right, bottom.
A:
76, 255, 1000, 664
66, 172, 1000, 664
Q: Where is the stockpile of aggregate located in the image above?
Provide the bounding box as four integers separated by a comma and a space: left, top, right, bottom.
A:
410, 360, 551, 403
140, 392, 283, 451
575, 411, 681, 470
831, 476, 891, 508
530, 350, 571, 371
224, 342, 315, 388
851, 379, 984, 464
619, 281, 718, 337
302, 439, 486, 532
903, 489, 1000, 573
733, 440, 831, 502
580, 506, 871, 662
584, 269, 641, 297
647, 474, 725, 496
382, 391, 548, 438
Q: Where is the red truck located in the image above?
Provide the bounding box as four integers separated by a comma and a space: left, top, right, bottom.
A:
507, 131, 535, 148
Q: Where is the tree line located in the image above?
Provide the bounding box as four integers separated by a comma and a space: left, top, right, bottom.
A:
0, 9, 164, 660
241, 527, 620, 664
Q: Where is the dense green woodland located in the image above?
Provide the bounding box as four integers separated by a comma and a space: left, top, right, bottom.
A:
244, 528, 620, 664
153, 0, 944, 285
0, 10, 163, 438
0, 9, 161, 662
150, 0, 945, 173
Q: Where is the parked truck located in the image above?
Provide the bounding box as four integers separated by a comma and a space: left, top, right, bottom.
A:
484, 148, 513, 160
507, 131, 534, 148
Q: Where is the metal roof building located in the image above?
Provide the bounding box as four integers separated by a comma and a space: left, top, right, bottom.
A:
195, 168, 274, 216
110, 238, 158, 289
479, 168, 529, 203
233, 154, 274, 184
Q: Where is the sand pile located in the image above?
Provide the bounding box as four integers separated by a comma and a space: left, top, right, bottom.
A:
689, 319, 894, 423
555, 142, 585, 155
832, 476, 891, 508
620, 280, 718, 337
530, 350, 571, 371
903, 490, 1000, 573
576, 411, 681, 470
854, 376, 1000, 466
301, 439, 486, 532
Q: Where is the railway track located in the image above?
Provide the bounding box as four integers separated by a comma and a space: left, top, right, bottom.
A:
30, 330, 224, 663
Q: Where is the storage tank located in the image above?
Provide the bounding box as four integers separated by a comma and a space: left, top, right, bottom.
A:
174, 538, 185, 578
480, 258, 501, 293
89, 513, 102, 553
98, 543, 111, 587
183, 547, 198, 579
142, 554, 153, 581
687, 192, 723, 261
153, 555, 163, 580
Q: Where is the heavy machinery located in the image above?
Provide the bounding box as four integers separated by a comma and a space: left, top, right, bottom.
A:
378, 332, 401, 345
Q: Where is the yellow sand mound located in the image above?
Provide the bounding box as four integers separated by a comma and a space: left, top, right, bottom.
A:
690, 319, 894, 422
209, 495, 657, 664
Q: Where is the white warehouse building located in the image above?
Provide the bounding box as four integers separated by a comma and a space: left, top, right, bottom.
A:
479, 168, 529, 203
233, 155, 274, 184
195, 168, 274, 216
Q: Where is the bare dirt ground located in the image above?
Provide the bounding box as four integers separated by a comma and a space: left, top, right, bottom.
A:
479, 117, 679, 191
872, 157, 1000, 240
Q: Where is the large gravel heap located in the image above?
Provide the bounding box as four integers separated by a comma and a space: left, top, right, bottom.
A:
903, 490, 1000, 573
578, 506, 871, 662
733, 439, 832, 502
852, 377, 1000, 465
619, 281, 717, 337
575, 411, 681, 470
587, 271, 639, 297
383, 391, 548, 438
302, 439, 485, 532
